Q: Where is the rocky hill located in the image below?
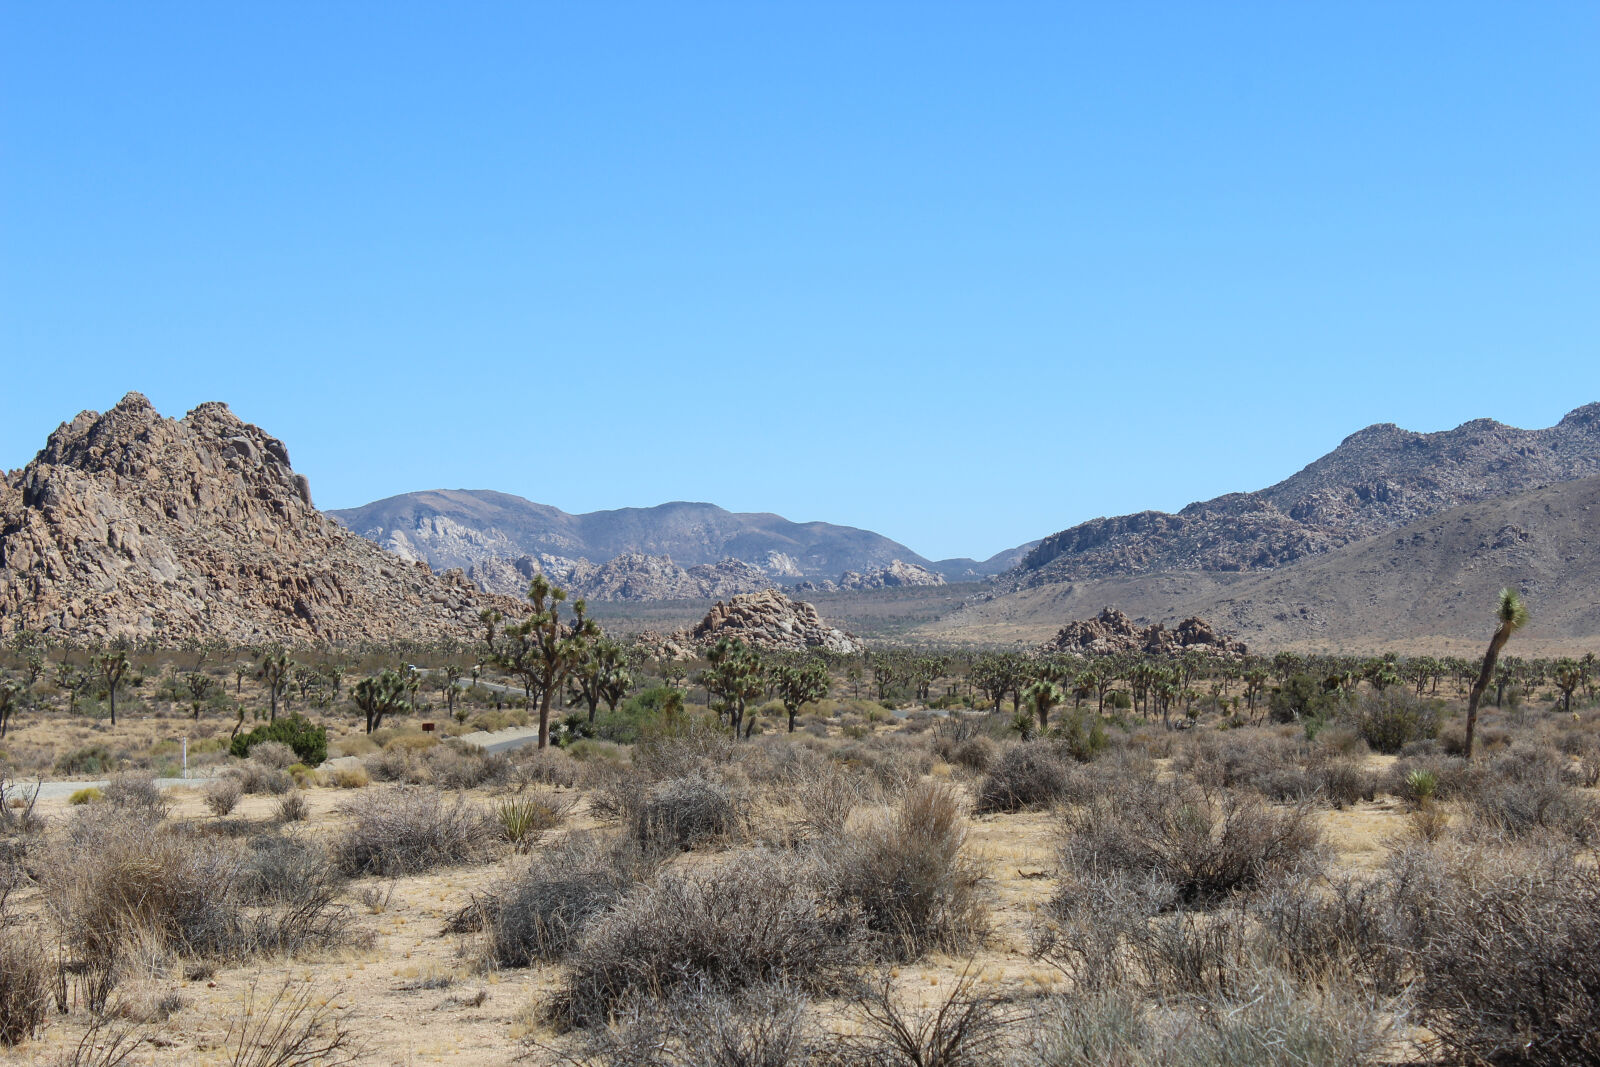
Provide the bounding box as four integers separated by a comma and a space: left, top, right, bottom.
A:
796, 559, 948, 593
924, 474, 1600, 655
466, 551, 775, 602
1040, 607, 1246, 658
0, 394, 517, 644
683, 589, 862, 654
1011, 405, 1600, 587
330, 489, 1027, 586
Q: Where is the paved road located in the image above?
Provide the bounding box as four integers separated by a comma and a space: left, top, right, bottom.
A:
454, 725, 544, 755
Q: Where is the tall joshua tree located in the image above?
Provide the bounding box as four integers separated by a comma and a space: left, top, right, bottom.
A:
257, 648, 292, 722
488, 575, 600, 749
1464, 588, 1529, 760
96, 649, 132, 727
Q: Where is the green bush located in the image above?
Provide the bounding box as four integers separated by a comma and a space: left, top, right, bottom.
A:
1052, 708, 1110, 763
1355, 691, 1442, 754
1269, 675, 1343, 724
229, 714, 328, 766
54, 744, 115, 775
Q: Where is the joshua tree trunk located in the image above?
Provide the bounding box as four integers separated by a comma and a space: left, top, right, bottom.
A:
1465, 589, 1528, 761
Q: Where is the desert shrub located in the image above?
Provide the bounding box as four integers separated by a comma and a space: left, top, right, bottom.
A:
68, 787, 103, 805
555, 981, 820, 1067
1177, 732, 1304, 797
420, 743, 510, 789
328, 765, 368, 789
1051, 708, 1110, 763
818, 780, 986, 959
1392, 843, 1600, 1065
331, 786, 499, 876
229, 715, 327, 766
483, 832, 658, 967
556, 850, 863, 1027
1059, 782, 1323, 906
275, 791, 309, 823
204, 777, 243, 816
950, 736, 996, 774
228, 761, 293, 795
510, 746, 578, 788
237, 833, 342, 904
54, 744, 115, 775
1467, 775, 1594, 842
838, 968, 1019, 1067
832, 737, 933, 791
362, 746, 417, 783
1023, 968, 1396, 1067
1353, 690, 1442, 754
975, 742, 1072, 814
0, 928, 50, 1046
245, 741, 297, 770
1309, 758, 1375, 810
631, 722, 737, 782
790, 763, 864, 839
102, 772, 169, 819
629, 775, 741, 851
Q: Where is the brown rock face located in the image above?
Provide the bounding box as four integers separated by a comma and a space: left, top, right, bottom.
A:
0, 394, 516, 644
1040, 607, 1246, 658
682, 589, 862, 654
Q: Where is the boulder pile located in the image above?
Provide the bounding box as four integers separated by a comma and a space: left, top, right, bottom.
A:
1040, 607, 1247, 658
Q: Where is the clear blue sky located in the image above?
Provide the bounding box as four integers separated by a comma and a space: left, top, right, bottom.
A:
3, 4, 1597, 562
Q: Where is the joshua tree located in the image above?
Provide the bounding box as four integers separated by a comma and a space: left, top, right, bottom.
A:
771, 657, 830, 733
184, 671, 216, 720
0, 678, 27, 738
700, 637, 766, 738
1022, 678, 1065, 731
570, 637, 632, 724
1553, 657, 1584, 714
95, 649, 132, 726
440, 664, 464, 721
257, 648, 292, 722
486, 576, 601, 749
1464, 588, 1529, 760
353, 669, 410, 735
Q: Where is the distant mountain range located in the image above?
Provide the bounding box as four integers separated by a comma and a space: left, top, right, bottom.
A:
1007, 404, 1600, 587
927, 472, 1600, 654
328, 490, 1034, 592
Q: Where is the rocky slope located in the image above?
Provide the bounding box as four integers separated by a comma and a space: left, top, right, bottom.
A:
466, 551, 776, 602
1040, 607, 1246, 657
797, 559, 948, 593
0, 394, 517, 644
923, 474, 1600, 655
682, 589, 862, 654
1011, 405, 1600, 586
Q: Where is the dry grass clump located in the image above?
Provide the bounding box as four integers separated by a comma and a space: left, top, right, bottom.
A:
975, 742, 1073, 814
481, 832, 658, 967
494, 793, 570, 851
1059, 781, 1323, 907
328, 764, 369, 789
816, 780, 987, 959
331, 786, 499, 876
550, 981, 820, 1067
555, 850, 864, 1027
227, 760, 294, 796
246, 740, 297, 770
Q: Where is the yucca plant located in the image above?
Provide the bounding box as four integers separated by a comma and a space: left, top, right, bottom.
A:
496, 796, 566, 851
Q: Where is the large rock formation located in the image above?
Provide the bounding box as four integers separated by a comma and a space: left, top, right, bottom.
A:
0, 394, 517, 644
681, 589, 862, 654
1011, 405, 1600, 587
835, 559, 946, 591
1040, 607, 1246, 658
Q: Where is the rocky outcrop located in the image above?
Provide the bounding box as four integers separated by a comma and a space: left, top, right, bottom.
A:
835, 559, 946, 591
1040, 607, 1246, 658
0, 394, 519, 644
1011, 405, 1600, 587
681, 589, 862, 654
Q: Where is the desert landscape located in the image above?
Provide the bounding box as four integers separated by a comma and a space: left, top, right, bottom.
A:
0, 395, 1594, 1066
5, 6, 1597, 1065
